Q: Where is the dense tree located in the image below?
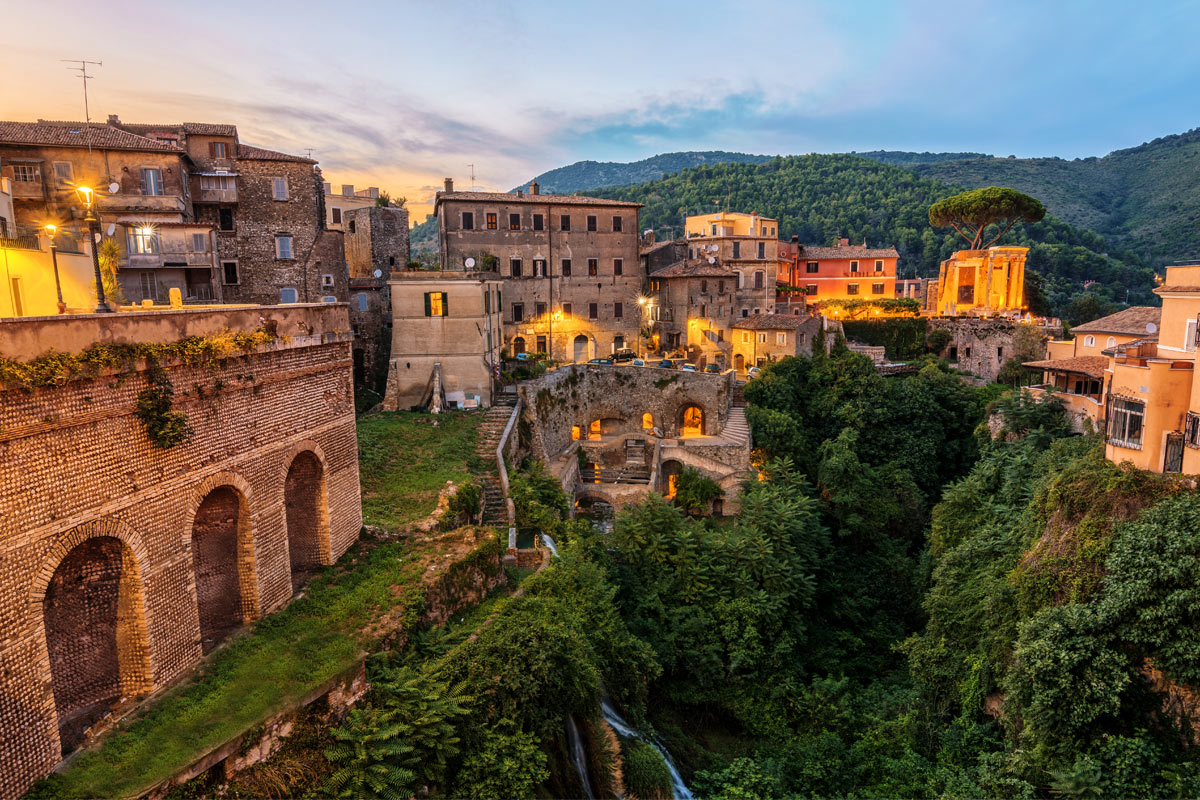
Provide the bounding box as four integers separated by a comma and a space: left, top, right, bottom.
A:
928, 186, 1047, 249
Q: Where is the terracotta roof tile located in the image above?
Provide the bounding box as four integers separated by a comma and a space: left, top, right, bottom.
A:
733, 313, 820, 331
437, 191, 641, 208
1021, 355, 1109, 378
0, 121, 179, 151
1070, 306, 1161, 335
797, 244, 900, 260
650, 258, 735, 278
237, 144, 315, 163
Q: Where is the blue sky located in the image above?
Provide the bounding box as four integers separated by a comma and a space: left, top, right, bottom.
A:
3, 0, 1197, 216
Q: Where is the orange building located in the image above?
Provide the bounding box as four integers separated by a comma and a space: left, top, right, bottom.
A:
934, 246, 1027, 316
779, 237, 898, 302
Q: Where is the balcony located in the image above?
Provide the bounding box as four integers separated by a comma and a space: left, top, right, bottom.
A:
125, 247, 213, 269
97, 194, 188, 215
194, 187, 238, 204
0, 235, 41, 251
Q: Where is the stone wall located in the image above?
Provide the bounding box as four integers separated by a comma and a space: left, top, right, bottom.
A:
345, 206, 410, 277
0, 305, 361, 797
349, 277, 392, 394
927, 317, 1060, 382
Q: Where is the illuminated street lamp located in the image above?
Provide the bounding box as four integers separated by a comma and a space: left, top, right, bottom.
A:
43, 224, 66, 314
75, 185, 112, 313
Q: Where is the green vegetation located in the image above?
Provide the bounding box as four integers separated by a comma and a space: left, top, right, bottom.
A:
839, 317, 929, 360
928, 185, 1047, 249
624, 739, 674, 799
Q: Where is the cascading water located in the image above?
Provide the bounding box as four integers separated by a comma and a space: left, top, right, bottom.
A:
541, 533, 559, 557
600, 698, 694, 800
566, 714, 596, 800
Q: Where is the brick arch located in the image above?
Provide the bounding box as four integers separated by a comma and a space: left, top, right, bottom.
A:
280, 444, 333, 591
29, 518, 154, 755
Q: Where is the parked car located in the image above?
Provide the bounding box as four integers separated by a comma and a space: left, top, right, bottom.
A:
587, 357, 614, 366
612, 348, 638, 362
655, 359, 677, 369
746, 366, 762, 378
515, 352, 533, 361
680, 363, 698, 372
631, 358, 646, 367
704, 364, 721, 373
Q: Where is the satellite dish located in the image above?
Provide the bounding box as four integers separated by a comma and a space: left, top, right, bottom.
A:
106, 224, 116, 236
373, 268, 383, 278
464, 257, 476, 268
708, 257, 716, 264
1147, 322, 1158, 334
108, 182, 120, 194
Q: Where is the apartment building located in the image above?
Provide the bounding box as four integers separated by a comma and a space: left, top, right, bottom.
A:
732, 313, 823, 372
684, 211, 778, 317
324, 183, 379, 231
779, 237, 899, 302
647, 257, 738, 365
435, 179, 643, 361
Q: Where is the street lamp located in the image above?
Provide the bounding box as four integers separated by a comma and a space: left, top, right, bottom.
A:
75, 185, 112, 313
43, 224, 66, 314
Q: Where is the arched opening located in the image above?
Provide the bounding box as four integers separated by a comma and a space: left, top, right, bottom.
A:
191, 486, 254, 653
735, 353, 744, 372
574, 334, 589, 363
660, 460, 683, 498
680, 404, 705, 437
642, 412, 654, 431
575, 495, 615, 523
512, 336, 526, 356
43, 536, 150, 755
285, 451, 327, 592
588, 419, 602, 441
571, 425, 582, 441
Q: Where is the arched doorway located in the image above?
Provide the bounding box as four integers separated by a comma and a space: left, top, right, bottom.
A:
43, 536, 150, 754
734, 353, 744, 372
589, 419, 602, 441
660, 460, 683, 498
191, 486, 254, 653
574, 334, 589, 363
512, 336, 526, 356
642, 412, 654, 431
680, 405, 705, 437
285, 451, 327, 592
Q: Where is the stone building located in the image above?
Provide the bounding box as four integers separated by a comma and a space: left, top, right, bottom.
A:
779, 237, 900, 303
731, 312, 823, 372
435, 179, 643, 361
323, 182, 379, 231
927, 316, 1059, 382
0, 303, 361, 797
639, 235, 687, 274
934, 246, 1028, 316
647, 257, 739, 365
382, 270, 503, 410
344, 206, 410, 392
345, 206, 409, 277
349, 275, 391, 393
683, 211, 779, 318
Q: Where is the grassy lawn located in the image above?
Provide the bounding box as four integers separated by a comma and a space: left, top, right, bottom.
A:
37, 412, 483, 799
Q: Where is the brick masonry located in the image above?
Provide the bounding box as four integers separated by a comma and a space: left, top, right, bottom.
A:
0, 305, 362, 797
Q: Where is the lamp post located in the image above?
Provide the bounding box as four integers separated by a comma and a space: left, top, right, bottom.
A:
43, 224, 66, 314
75, 185, 112, 313
637, 296, 648, 357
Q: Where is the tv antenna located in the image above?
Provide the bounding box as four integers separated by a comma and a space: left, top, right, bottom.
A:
468, 163, 476, 190
62, 59, 102, 139
303, 148, 314, 160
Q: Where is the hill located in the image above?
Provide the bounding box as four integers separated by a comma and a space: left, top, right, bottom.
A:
588, 154, 1156, 316
515, 150, 774, 195
910, 128, 1200, 266
855, 150, 991, 166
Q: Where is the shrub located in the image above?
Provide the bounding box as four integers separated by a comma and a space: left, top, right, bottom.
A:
623, 739, 674, 800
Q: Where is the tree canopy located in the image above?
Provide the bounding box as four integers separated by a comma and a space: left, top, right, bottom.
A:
928, 185, 1047, 249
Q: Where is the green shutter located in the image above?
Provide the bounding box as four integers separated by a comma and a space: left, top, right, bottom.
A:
424, 292, 431, 317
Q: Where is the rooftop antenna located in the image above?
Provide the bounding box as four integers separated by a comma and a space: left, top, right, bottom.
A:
62, 58, 102, 152
468, 163, 476, 191
303, 148, 314, 160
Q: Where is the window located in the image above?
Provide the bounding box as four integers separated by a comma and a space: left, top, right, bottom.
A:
997, 346, 1004, 359
872, 282, 885, 295
563, 302, 572, 316
127, 227, 160, 254
1084, 335, 1096, 348
512, 303, 524, 322
486, 213, 497, 230
1187, 319, 1198, 352
614, 258, 623, 276
757, 333, 767, 343
1107, 336, 1117, 348
219, 207, 235, 231
536, 302, 546, 317
875, 259, 884, 273
221, 261, 238, 285
733, 241, 741, 258
560, 214, 571, 231
484, 290, 491, 314
753, 271, 764, 289
533, 259, 546, 276
141, 168, 164, 196
757, 241, 765, 259
562, 259, 572, 276
332, 207, 342, 224
191, 233, 209, 252
200, 175, 235, 191
424, 291, 448, 316
700, 280, 708, 293
275, 234, 294, 259
612, 215, 622, 232
718, 280, 725, 294
589, 302, 598, 319
849, 260, 859, 274
777, 332, 786, 345
322, 273, 334, 288
357, 293, 368, 311
280, 287, 298, 303
847, 283, 859, 295
614, 302, 623, 319
510, 258, 522, 278
12, 164, 40, 182
210, 141, 228, 158
349, 220, 356, 233
272, 177, 288, 201
588, 258, 598, 276
1108, 398, 1145, 449
53, 162, 73, 187
1187, 411, 1200, 448
587, 215, 597, 231
742, 309, 749, 317
742, 332, 750, 343
138, 273, 155, 303
537, 335, 547, 353
461, 211, 474, 230
533, 213, 544, 231
806, 261, 819, 273
806, 284, 817, 295
509, 213, 520, 230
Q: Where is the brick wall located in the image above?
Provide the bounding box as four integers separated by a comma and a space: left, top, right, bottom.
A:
0, 305, 361, 797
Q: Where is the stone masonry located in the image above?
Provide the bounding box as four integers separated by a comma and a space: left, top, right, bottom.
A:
0, 304, 361, 797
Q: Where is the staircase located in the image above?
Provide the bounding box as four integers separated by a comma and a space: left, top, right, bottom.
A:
719, 407, 750, 447
474, 404, 515, 525
731, 383, 746, 408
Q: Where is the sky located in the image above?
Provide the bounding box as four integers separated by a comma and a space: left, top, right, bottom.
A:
2, 0, 1198, 221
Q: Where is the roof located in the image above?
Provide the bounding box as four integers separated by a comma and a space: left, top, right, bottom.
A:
0, 121, 180, 151
120, 122, 238, 138
639, 240, 678, 256
1021, 355, 1109, 378
650, 258, 735, 278
237, 144, 315, 164
436, 191, 641, 208
1070, 306, 1160, 336
797, 244, 900, 260
1102, 335, 1158, 356
733, 313, 819, 331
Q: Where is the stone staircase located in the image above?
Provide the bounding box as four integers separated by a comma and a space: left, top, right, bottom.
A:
473, 404, 516, 525
731, 383, 746, 408
719, 407, 750, 447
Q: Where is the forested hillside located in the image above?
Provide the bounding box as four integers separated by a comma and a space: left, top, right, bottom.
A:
592, 155, 1156, 317
517, 151, 773, 195
911, 128, 1200, 266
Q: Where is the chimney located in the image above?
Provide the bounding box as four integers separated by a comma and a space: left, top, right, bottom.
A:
791, 235, 799, 243
368, 187, 379, 198
645, 230, 656, 244
516, 189, 523, 197
107, 114, 120, 126
342, 184, 354, 197
529, 181, 539, 195
837, 237, 849, 247
444, 177, 454, 193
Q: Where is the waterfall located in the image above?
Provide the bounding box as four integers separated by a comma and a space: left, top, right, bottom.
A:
600, 698, 694, 800
541, 533, 559, 557
566, 715, 596, 800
